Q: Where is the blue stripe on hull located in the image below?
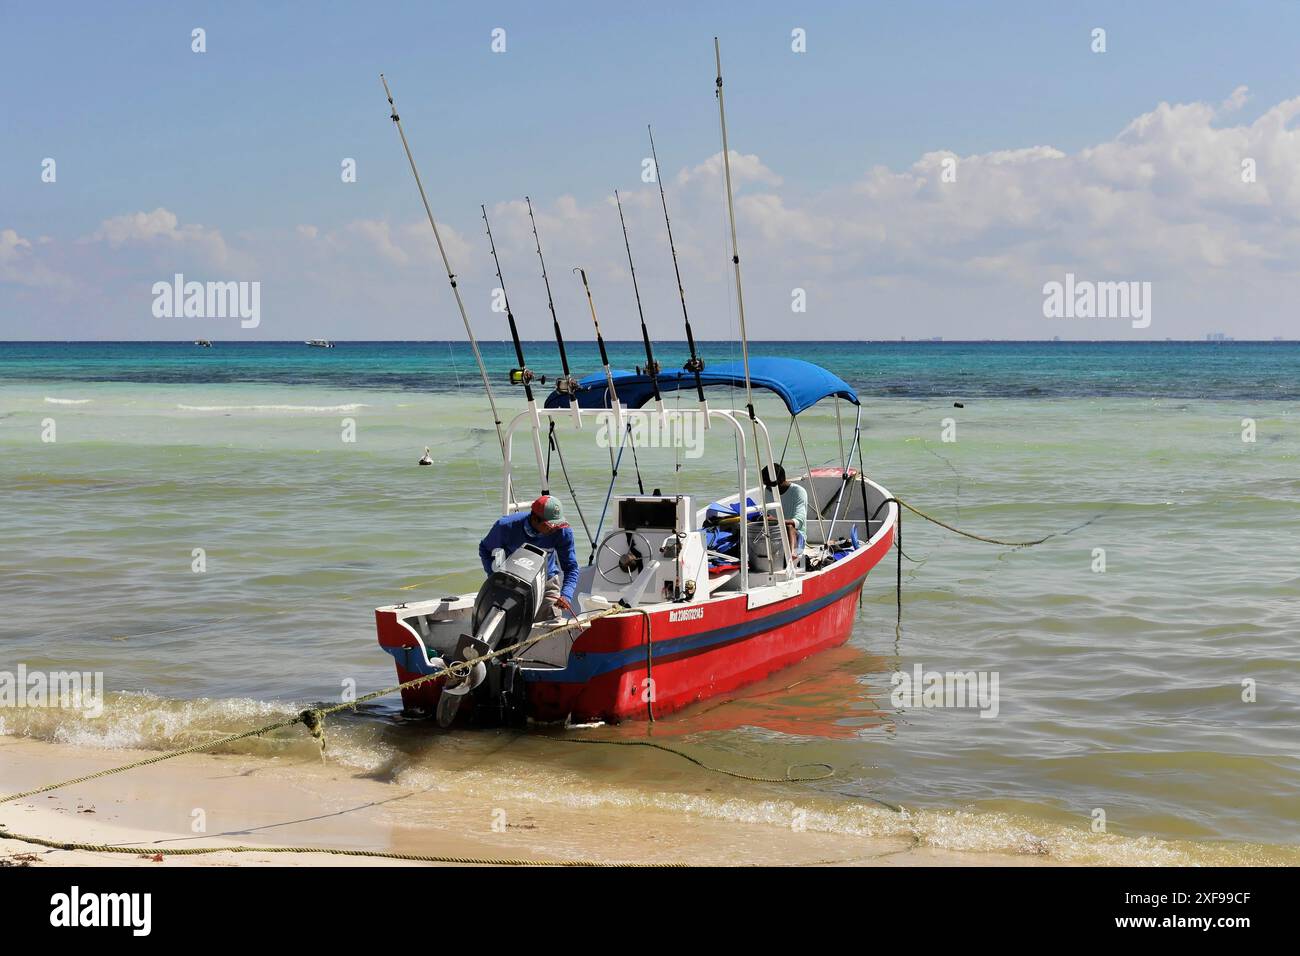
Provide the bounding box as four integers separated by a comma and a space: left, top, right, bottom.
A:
523, 570, 868, 684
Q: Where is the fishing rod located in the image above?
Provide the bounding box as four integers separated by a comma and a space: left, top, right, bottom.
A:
572, 267, 647, 560
614, 189, 665, 420
713, 38, 754, 422
572, 267, 623, 433
713, 39, 785, 584
573, 265, 630, 543
526, 196, 582, 428
481, 204, 550, 495
647, 124, 708, 413
523, 196, 593, 545
379, 74, 506, 462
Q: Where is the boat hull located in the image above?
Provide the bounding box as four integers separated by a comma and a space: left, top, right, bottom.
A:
528, 534, 889, 722
376, 514, 894, 724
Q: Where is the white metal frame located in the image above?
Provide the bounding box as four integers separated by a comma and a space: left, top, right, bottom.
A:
502, 406, 796, 593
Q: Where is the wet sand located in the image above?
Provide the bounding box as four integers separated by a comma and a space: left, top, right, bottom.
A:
0, 737, 1052, 867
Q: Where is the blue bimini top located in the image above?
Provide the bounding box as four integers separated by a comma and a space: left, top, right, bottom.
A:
544, 357, 858, 416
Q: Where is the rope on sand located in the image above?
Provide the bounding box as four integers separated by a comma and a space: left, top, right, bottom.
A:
0, 828, 681, 867
0, 609, 624, 808
1, 493, 1049, 861
0, 607, 675, 866
0, 604, 902, 865
13, 492, 1042, 856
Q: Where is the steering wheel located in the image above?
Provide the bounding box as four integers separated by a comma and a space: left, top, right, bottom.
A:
595, 530, 654, 586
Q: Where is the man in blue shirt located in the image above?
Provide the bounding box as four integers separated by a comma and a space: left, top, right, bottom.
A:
478, 495, 580, 619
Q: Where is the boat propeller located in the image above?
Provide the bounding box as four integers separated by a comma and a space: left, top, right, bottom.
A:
436, 634, 490, 727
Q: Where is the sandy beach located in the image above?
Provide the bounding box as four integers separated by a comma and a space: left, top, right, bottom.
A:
8, 731, 1294, 868
1, 735, 1066, 868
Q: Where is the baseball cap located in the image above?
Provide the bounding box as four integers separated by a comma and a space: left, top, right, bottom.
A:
530, 495, 569, 532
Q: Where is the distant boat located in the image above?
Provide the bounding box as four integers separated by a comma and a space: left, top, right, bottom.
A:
194, 340, 212, 348
305, 339, 334, 348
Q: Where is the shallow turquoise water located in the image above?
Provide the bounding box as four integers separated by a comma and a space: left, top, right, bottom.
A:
1, 342, 1296, 860
3, 339, 1297, 400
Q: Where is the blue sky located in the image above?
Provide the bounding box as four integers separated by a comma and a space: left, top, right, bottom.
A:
4, 1, 1300, 340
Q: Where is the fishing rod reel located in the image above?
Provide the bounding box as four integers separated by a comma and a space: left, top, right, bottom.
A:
683, 356, 705, 374
551, 373, 580, 396
508, 367, 547, 387
636, 361, 662, 378
436, 543, 548, 727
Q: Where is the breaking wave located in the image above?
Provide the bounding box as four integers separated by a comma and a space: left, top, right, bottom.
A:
176, 402, 371, 413
5, 693, 1296, 867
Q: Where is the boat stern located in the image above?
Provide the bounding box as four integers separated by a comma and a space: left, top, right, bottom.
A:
374, 595, 473, 714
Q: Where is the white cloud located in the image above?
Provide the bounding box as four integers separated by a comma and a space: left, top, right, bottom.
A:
0, 227, 72, 289
346, 220, 410, 266
7, 91, 1300, 339
87, 207, 232, 268
833, 88, 1300, 285
677, 150, 784, 190
0, 228, 32, 258
1221, 85, 1250, 113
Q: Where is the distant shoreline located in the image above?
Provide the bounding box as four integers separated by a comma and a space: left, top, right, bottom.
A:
1, 339, 1296, 345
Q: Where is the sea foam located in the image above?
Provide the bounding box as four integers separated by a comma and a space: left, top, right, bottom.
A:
176, 403, 370, 413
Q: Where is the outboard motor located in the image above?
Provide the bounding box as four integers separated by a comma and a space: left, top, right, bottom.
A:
436, 543, 547, 727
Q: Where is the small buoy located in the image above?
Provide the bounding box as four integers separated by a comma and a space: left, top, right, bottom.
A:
418, 447, 433, 466
953, 402, 965, 408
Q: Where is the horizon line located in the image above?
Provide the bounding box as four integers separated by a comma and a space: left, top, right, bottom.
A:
1, 339, 1295, 345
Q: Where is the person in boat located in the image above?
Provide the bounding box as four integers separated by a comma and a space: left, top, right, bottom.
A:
478, 495, 579, 619
763, 463, 807, 558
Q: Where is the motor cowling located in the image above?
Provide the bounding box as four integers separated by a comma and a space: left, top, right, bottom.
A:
471, 542, 547, 644
437, 543, 547, 727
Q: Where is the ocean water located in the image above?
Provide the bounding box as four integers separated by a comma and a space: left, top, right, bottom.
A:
1, 340, 1297, 864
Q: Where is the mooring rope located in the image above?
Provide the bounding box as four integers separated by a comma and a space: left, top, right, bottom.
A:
0, 829, 679, 867
621, 606, 657, 722
870, 495, 1055, 638
9, 494, 1059, 859
0, 601, 903, 866
559, 739, 836, 784
889, 497, 1053, 548
0, 610, 622, 808
0, 607, 684, 866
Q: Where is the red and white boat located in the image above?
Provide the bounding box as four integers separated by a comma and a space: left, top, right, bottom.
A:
373, 41, 896, 726
376, 360, 897, 725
